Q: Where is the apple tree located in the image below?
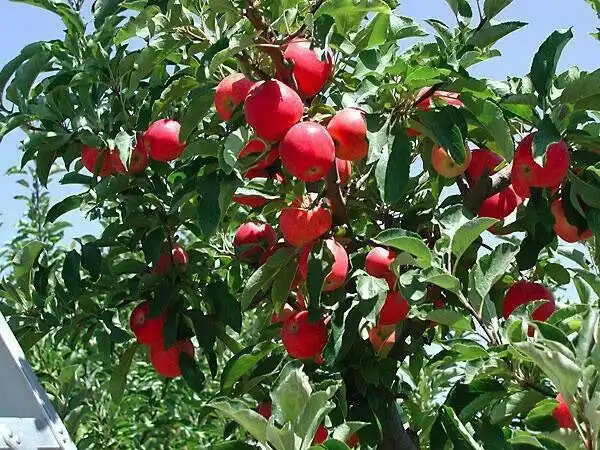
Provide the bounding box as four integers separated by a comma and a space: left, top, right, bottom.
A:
1, 0, 600, 448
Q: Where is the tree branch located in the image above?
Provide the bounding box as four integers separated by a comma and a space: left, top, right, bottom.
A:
460, 163, 512, 214
379, 401, 418, 450
325, 163, 349, 225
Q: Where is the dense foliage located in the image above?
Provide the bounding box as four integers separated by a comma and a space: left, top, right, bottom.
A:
1, 0, 600, 448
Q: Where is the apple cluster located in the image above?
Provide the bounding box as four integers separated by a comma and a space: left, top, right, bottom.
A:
129, 244, 197, 378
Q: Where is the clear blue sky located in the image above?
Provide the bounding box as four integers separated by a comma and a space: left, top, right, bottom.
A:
0, 0, 599, 250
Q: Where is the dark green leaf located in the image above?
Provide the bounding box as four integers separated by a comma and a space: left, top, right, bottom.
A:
220, 341, 278, 393
483, 0, 513, 19
314, 0, 391, 34
108, 343, 139, 404
46, 195, 82, 223
468, 21, 526, 48
62, 250, 81, 295
375, 127, 411, 204
208, 281, 242, 333
197, 172, 221, 236
180, 352, 206, 393
81, 244, 102, 281
418, 107, 468, 164
530, 29, 573, 101
372, 228, 432, 268
440, 406, 484, 449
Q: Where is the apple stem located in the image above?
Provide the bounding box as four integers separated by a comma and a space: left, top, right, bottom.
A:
459, 163, 513, 214
326, 163, 349, 225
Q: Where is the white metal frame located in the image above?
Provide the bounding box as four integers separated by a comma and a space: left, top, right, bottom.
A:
0, 313, 76, 449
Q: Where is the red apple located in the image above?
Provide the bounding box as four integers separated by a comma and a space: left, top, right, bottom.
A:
152, 244, 189, 275
280, 121, 335, 182
81, 146, 114, 177
369, 324, 396, 355
313, 425, 329, 444
297, 238, 349, 292
271, 303, 298, 324
281, 310, 328, 360
327, 108, 369, 161
336, 159, 352, 186
415, 87, 463, 111
256, 402, 272, 419
128, 142, 149, 174
143, 119, 186, 162
283, 38, 333, 98
244, 80, 304, 142
379, 291, 410, 325
239, 139, 279, 170
502, 280, 555, 321
365, 247, 397, 288
553, 394, 576, 429
129, 301, 165, 346
347, 434, 359, 448
233, 222, 278, 264
149, 339, 194, 378
551, 198, 593, 243
431, 146, 472, 178
279, 194, 333, 247
214, 72, 255, 121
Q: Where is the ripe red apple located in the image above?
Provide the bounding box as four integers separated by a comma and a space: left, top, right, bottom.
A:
279, 194, 333, 247
415, 87, 464, 111
281, 310, 328, 360
152, 244, 189, 275
149, 339, 195, 378
369, 324, 396, 355
553, 394, 576, 430
233, 222, 278, 264
327, 108, 369, 161
214, 72, 255, 121
365, 247, 397, 288
466, 149, 521, 220
280, 121, 335, 182
283, 38, 333, 98
244, 80, 304, 142
256, 402, 272, 419
511, 134, 570, 198
431, 146, 472, 178
128, 142, 149, 174
336, 159, 352, 186
379, 291, 410, 326
239, 139, 279, 170
313, 425, 329, 444
297, 238, 349, 292
347, 434, 359, 448
81, 146, 114, 177
232, 193, 270, 208
502, 280, 556, 321
551, 198, 593, 243
143, 119, 186, 162
271, 303, 297, 324
109, 150, 126, 174
129, 301, 165, 346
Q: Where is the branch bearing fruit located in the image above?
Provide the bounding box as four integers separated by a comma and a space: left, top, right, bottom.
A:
466, 149, 521, 220
551, 198, 593, 243
365, 247, 397, 288
244, 80, 304, 142
379, 291, 410, 326
129, 301, 165, 346
280, 121, 335, 182
233, 221, 278, 264
279, 194, 333, 247
149, 339, 195, 378
502, 280, 556, 323
327, 108, 369, 161
431, 146, 472, 178
143, 119, 186, 162
297, 238, 349, 292
152, 244, 189, 275
282, 38, 333, 98
214, 72, 255, 121
281, 310, 328, 360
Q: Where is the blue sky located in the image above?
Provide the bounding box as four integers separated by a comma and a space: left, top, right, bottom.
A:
0, 0, 599, 250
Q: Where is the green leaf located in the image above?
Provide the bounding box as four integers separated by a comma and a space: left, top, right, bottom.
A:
375, 127, 411, 204
525, 399, 562, 431
561, 68, 600, 110
418, 107, 468, 164
11, 0, 85, 36
212, 442, 257, 450
314, 0, 391, 34
469, 243, 519, 307
468, 21, 526, 49
426, 309, 472, 331
0, 41, 48, 106
451, 217, 498, 267
197, 172, 221, 236
46, 195, 82, 223
220, 341, 279, 393
180, 352, 206, 393
440, 406, 484, 450
211, 399, 268, 444
421, 268, 462, 295
180, 86, 216, 142
443, 0, 472, 22
576, 307, 598, 363
568, 172, 600, 209
142, 228, 164, 265
483, 0, 513, 19
307, 241, 333, 310
108, 343, 139, 405
325, 300, 363, 363
272, 366, 312, 423
81, 244, 102, 281
530, 29, 573, 101
208, 281, 242, 333
356, 274, 388, 300
461, 96, 514, 161
532, 115, 561, 159
372, 228, 432, 268
241, 248, 296, 309
114, 130, 133, 168
490, 390, 545, 425
62, 249, 81, 295
271, 259, 298, 313
153, 75, 199, 116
